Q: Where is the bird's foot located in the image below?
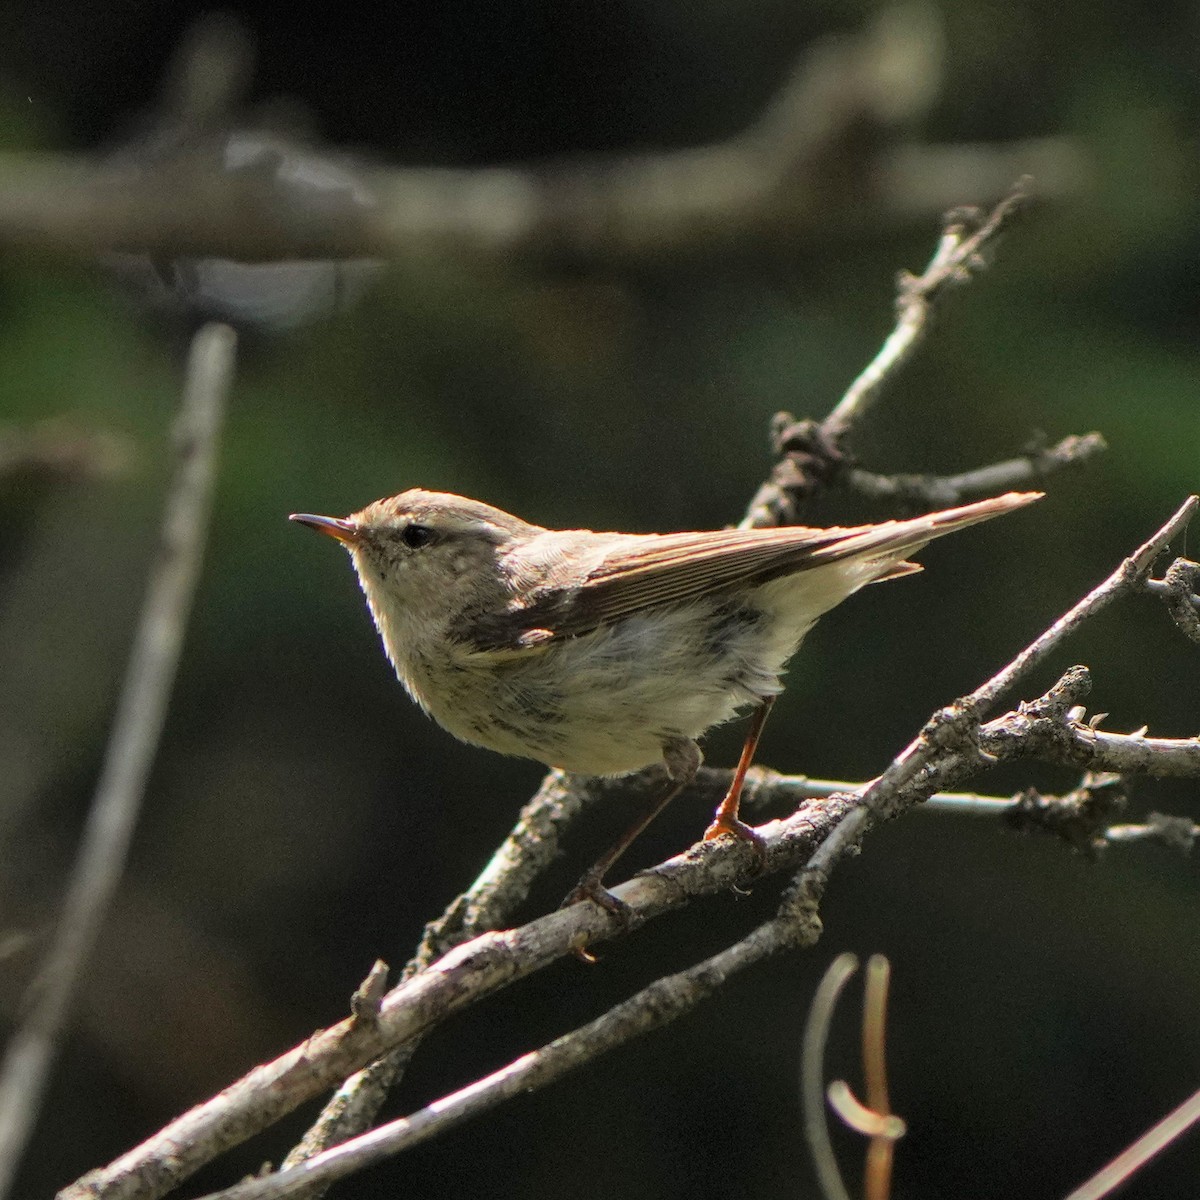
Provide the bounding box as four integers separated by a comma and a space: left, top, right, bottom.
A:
702, 814, 768, 875
560, 872, 633, 963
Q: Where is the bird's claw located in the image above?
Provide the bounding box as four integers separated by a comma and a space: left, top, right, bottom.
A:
702, 815, 768, 875
560, 874, 634, 962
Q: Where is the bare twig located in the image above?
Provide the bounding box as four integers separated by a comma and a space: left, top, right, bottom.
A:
824, 180, 1032, 444
859, 956, 901, 1200
842, 431, 1107, 507
1104, 814, 1199, 852
189, 876, 823, 1200
741, 180, 1045, 528
978, 689, 1200, 777
801, 954, 859, 1200
971, 496, 1197, 712
753, 769, 1198, 853
1063, 1085, 1200, 1200
0, 324, 235, 1200
782, 497, 1200, 883
277, 768, 614, 1175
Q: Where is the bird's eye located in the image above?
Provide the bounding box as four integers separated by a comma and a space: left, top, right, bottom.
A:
400, 524, 434, 549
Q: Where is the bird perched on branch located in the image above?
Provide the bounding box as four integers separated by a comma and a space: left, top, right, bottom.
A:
293, 488, 1039, 907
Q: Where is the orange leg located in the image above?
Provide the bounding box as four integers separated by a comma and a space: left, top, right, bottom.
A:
702, 696, 774, 864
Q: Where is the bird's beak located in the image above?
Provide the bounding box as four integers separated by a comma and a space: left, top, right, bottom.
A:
289, 513, 361, 545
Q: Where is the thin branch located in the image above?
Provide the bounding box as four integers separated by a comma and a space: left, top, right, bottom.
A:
979, 693, 1200, 777
0, 324, 235, 1200
277, 768, 612, 1175
190, 876, 823, 1200
782, 497, 1200, 882
970, 495, 1198, 712
753, 770, 1199, 852
860, 956, 897, 1199
1063, 1085, 1200, 1200
741, 180, 1040, 528
823, 179, 1033, 444
842, 431, 1106, 507
801, 954, 859, 1200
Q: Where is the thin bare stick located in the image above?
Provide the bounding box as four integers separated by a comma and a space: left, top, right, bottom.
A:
844, 431, 1106, 507
971, 495, 1197, 712
741, 181, 1040, 529
1063, 1085, 1200, 1200
187, 878, 822, 1200
279, 769, 604, 1174
823, 179, 1032, 444
0, 324, 235, 1200
798, 497, 1200, 878
861, 956, 900, 1200
801, 953, 859, 1200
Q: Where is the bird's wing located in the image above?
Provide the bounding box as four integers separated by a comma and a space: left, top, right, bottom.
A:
465, 492, 1039, 652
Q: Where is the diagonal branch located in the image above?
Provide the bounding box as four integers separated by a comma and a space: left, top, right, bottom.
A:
191, 877, 824, 1200
0, 324, 236, 1200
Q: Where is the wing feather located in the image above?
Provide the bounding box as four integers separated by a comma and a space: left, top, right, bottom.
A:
467, 492, 1039, 652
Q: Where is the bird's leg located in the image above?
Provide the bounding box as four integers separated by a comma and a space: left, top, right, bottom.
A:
702, 695, 774, 867
561, 737, 701, 918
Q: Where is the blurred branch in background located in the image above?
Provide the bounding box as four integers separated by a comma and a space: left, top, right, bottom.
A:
0, 6, 1087, 284
0, 419, 130, 486
0, 324, 236, 1200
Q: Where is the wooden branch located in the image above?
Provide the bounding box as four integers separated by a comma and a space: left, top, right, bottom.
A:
824, 180, 1033, 443
192, 879, 823, 1200
842, 431, 1107, 507
971, 495, 1197, 712
0, 324, 236, 1200
0, 6, 1087, 270
740, 180, 1068, 529
276, 768, 605, 1173
58, 800, 839, 1200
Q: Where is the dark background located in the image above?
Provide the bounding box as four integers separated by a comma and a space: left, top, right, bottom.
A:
2, 2, 1199, 1197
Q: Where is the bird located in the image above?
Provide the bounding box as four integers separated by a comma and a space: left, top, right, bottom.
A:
291, 488, 1040, 906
